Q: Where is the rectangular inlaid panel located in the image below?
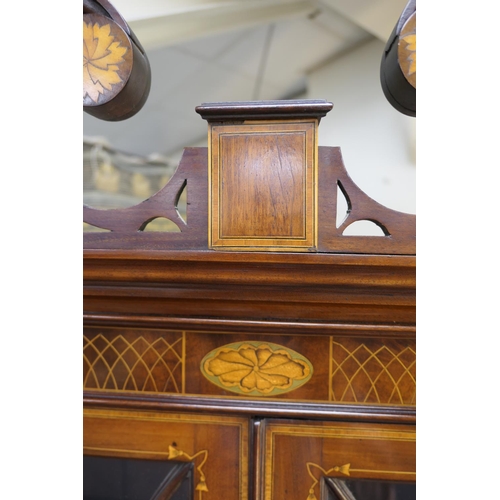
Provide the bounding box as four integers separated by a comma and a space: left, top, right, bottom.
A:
209, 121, 317, 250
329, 337, 416, 406
83, 327, 185, 393
219, 133, 306, 238
261, 419, 415, 500
83, 328, 415, 406
84, 408, 249, 500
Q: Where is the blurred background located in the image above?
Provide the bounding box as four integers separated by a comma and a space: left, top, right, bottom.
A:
83, 0, 416, 226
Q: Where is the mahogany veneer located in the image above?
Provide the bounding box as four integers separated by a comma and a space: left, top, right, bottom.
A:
83, 100, 416, 500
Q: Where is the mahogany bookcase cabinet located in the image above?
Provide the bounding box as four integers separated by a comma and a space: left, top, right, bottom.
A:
83, 100, 416, 500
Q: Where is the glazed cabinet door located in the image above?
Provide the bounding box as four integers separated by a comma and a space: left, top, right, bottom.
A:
320, 477, 416, 500
84, 455, 194, 499
259, 419, 416, 500
83, 408, 250, 500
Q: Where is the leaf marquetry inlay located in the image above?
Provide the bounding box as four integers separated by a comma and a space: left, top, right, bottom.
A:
398, 12, 416, 89
306, 462, 351, 500
167, 445, 209, 497
83, 13, 132, 106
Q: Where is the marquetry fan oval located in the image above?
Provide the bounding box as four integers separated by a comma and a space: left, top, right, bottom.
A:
83, 13, 133, 107
200, 341, 313, 396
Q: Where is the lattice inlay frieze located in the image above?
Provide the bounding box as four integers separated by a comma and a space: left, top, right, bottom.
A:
329, 338, 416, 405
83, 330, 185, 393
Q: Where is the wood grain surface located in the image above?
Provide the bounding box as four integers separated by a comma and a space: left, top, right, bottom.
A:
84, 408, 250, 500
83, 100, 416, 500
260, 419, 415, 500
84, 251, 415, 326
209, 121, 316, 250
84, 145, 415, 254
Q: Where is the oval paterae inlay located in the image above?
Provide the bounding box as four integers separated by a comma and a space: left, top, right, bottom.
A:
200, 341, 313, 396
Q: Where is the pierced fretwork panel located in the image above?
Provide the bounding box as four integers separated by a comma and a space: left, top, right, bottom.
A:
317, 147, 415, 254
84, 147, 208, 250
83, 144, 415, 254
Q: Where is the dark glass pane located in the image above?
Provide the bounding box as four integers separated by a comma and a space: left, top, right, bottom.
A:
345, 479, 415, 500
83, 456, 193, 500
324, 478, 416, 500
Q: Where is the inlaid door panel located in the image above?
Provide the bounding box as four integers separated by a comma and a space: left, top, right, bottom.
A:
83, 408, 250, 500
260, 419, 415, 500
